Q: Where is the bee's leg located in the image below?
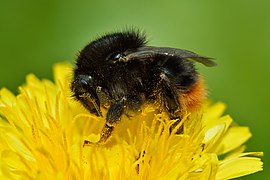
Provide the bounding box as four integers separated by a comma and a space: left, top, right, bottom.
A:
83, 124, 114, 146
83, 96, 126, 146
160, 73, 183, 134
99, 96, 126, 143
160, 73, 180, 117
163, 92, 184, 134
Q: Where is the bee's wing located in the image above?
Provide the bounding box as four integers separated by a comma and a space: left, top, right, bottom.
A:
123, 46, 216, 67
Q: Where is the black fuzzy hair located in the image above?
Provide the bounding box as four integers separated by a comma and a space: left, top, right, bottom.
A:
77, 28, 147, 67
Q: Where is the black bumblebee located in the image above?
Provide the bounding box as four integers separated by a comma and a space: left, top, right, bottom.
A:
71, 29, 215, 144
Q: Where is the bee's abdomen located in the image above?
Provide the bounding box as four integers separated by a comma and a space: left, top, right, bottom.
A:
179, 75, 207, 114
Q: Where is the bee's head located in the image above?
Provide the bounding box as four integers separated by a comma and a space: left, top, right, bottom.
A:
72, 29, 147, 116
71, 72, 102, 115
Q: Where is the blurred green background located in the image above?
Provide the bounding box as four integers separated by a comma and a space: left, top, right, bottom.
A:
0, 0, 269, 179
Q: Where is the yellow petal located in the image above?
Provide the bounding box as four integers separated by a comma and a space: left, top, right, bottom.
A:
1, 150, 35, 179
0, 129, 34, 162
187, 154, 219, 180
53, 63, 73, 94
216, 152, 263, 180
202, 102, 226, 129
224, 145, 246, 159
0, 88, 16, 107
203, 115, 232, 152
215, 126, 251, 155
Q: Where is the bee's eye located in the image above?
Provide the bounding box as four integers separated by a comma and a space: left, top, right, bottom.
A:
75, 75, 93, 95
107, 52, 124, 61
79, 79, 89, 93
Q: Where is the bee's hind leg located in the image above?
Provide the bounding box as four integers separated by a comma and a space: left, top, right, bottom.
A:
160, 73, 183, 134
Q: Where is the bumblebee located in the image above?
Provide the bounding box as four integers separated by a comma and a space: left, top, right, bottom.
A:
71, 29, 215, 144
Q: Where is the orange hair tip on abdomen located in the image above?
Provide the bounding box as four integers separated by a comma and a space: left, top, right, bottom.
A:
179, 75, 207, 114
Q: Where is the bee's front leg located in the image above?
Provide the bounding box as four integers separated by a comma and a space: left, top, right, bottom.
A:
99, 97, 128, 144
84, 96, 126, 146
100, 96, 127, 143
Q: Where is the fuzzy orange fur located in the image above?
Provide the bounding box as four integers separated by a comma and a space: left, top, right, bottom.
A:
179, 76, 207, 115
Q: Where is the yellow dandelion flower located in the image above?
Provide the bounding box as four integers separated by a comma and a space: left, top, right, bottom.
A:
0, 63, 263, 179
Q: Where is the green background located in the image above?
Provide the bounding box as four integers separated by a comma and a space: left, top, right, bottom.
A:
0, 0, 269, 179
